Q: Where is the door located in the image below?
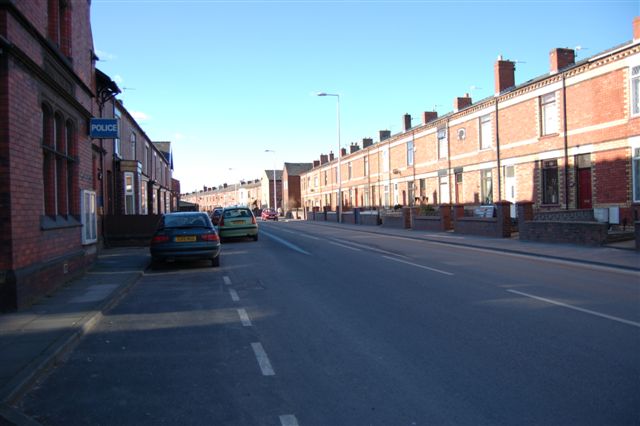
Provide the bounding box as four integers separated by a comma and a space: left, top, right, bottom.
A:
504, 166, 516, 218
455, 172, 463, 204
578, 168, 592, 209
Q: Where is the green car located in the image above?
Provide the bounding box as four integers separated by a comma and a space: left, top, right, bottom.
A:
217, 207, 259, 241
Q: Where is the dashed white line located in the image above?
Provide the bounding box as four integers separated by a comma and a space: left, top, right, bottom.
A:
328, 241, 361, 251
279, 414, 299, 426
237, 309, 252, 327
382, 256, 454, 276
261, 231, 311, 255
251, 342, 275, 376
229, 288, 240, 302
507, 289, 640, 328
223, 276, 232, 286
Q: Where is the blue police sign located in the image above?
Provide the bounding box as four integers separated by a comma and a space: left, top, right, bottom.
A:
90, 118, 119, 139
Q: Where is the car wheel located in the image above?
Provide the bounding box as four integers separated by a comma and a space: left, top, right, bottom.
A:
212, 256, 220, 267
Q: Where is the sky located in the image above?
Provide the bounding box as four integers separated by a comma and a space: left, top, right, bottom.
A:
90, 0, 639, 194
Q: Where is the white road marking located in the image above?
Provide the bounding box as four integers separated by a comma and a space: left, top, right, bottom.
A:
279, 228, 320, 240
382, 256, 454, 276
87, 271, 143, 275
279, 414, 300, 426
507, 289, 640, 328
229, 288, 239, 302
328, 241, 361, 251
261, 231, 311, 255
223, 276, 232, 286
237, 309, 252, 327
332, 239, 409, 258
251, 342, 275, 376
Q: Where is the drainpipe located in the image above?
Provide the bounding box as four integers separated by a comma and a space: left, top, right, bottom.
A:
562, 73, 569, 210
495, 99, 502, 202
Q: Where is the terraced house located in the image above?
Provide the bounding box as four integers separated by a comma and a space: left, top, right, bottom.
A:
301, 17, 640, 228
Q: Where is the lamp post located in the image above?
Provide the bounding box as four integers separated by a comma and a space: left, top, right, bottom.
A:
317, 92, 341, 223
265, 150, 277, 212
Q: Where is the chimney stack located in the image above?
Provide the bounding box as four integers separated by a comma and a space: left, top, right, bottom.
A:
550, 48, 575, 73
340, 147, 347, 157
329, 151, 334, 161
362, 138, 373, 148
313, 160, 320, 167
422, 111, 438, 124
320, 154, 328, 164
379, 130, 391, 141
494, 55, 516, 95
454, 93, 472, 112
635, 16, 640, 41
403, 113, 412, 131
350, 143, 360, 154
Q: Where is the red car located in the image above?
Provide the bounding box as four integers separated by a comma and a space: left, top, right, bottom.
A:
261, 208, 278, 221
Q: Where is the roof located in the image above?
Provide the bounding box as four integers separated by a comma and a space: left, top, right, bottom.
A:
284, 162, 313, 176
153, 141, 173, 169
264, 170, 283, 180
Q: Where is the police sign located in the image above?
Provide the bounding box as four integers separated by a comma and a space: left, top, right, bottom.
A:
90, 118, 119, 139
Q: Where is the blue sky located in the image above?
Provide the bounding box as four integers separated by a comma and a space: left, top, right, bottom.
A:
91, 0, 638, 193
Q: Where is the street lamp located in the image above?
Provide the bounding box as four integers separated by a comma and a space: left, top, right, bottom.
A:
265, 149, 277, 212
317, 92, 341, 223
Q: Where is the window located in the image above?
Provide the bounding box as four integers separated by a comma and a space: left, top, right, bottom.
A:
130, 132, 137, 160
364, 156, 369, 176
408, 180, 415, 205
348, 162, 352, 179
407, 139, 414, 166
419, 179, 426, 200
481, 169, 493, 204
371, 185, 376, 207
324, 171, 328, 186
144, 143, 150, 173
124, 172, 135, 214
42, 105, 75, 218
631, 65, 640, 117
540, 92, 558, 135
383, 185, 389, 207
480, 114, 492, 150
542, 160, 559, 204
438, 127, 448, 159
48, 0, 72, 56
382, 147, 389, 173
141, 180, 148, 214
81, 190, 97, 244
633, 148, 640, 202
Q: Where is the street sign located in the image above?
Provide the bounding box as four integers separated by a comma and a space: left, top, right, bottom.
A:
90, 118, 119, 139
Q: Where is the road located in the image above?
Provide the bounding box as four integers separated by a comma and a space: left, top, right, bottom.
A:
21, 220, 640, 425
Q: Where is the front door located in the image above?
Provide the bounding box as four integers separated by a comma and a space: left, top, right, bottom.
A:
504, 166, 517, 218
578, 168, 592, 209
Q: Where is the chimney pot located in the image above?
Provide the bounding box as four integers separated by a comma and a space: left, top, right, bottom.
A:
635, 16, 640, 40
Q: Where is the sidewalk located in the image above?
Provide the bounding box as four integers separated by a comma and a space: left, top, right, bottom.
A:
301, 220, 640, 272
0, 247, 150, 425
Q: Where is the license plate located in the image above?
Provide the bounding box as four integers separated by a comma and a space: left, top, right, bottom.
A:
232, 220, 244, 225
175, 236, 196, 242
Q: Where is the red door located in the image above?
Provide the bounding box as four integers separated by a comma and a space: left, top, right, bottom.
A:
578, 168, 592, 209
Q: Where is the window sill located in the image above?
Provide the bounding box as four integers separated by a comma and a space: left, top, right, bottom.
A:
539, 133, 559, 140
41, 215, 82, 231
540, 203, 561, 208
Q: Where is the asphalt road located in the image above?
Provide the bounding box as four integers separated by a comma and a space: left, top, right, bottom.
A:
20, 221, 640, 425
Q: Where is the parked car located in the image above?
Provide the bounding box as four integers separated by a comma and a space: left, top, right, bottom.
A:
261, 208, 278, 221
150, 212, 221, 267
210, 208, 223, 225
217, 207, 258, 241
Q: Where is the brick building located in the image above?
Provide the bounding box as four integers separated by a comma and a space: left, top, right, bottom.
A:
0, 2, 176, 311
0, 0, 98, 311
301, 17, 640, 227
282, 162, 312, 214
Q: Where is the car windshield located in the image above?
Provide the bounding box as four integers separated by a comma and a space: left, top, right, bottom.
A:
224, 209, 252, 218
163, 214, 210, 229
